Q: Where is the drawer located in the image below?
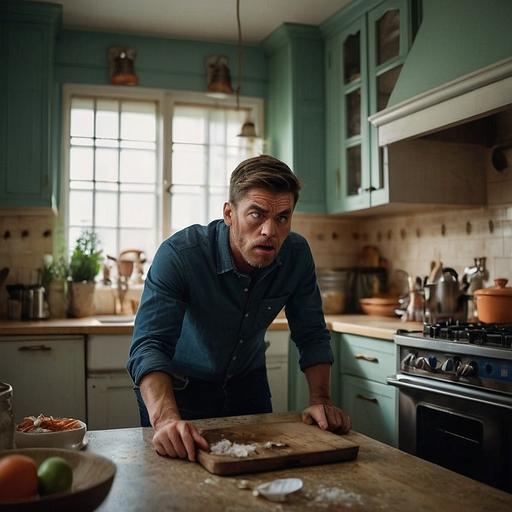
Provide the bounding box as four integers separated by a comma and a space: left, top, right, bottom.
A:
341, 374, 397, 447
87, 334, 133, 371
339, 333, 396, 384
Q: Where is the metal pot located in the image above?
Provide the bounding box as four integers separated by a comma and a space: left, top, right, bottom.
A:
474, 278, 512, 323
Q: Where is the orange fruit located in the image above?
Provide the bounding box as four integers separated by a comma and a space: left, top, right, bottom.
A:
0, 454, 39, 501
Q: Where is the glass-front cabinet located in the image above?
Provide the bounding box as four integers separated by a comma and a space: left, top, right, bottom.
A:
325, 0, 415, 213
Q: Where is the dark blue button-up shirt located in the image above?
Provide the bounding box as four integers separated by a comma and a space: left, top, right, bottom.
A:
127, 219, 332, 385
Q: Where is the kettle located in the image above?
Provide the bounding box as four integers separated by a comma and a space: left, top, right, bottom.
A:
435, 268, 468, 322
22, 285, 49, 320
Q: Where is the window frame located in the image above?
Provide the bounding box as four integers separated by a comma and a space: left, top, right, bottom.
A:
60, 83, 264, 257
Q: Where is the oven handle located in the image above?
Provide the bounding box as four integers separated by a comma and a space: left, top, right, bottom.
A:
387, 375, 512, 412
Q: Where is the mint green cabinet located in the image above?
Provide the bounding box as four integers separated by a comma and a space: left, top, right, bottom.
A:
0, 2, 62, 208
263, 24, 326, 214
338, 333, 397, 447
324, 0, 417, 213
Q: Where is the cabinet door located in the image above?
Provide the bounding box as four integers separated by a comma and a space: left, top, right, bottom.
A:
87, 373, 141, 430
333, 17, 371, 213
0, 3, 60, 208
367, 0, 413, 207
0, 336, 86, 424
341, 374, 397, 447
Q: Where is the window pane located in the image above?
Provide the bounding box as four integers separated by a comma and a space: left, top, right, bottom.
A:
377, 9, 400, 65
171, 185, 206, 231
70, 98, 94, 137
69, 190, 93, 225
377, 65, 402, 111
95, 148, 119, 182
346, 89, 361, 138
344, 32, 360, 83
69, 147, 94, 181
173, 106, 206, 143
172, 144, 206, 185
121, 101, 156, 142
95, 191, 118, 227
120, 149, 156, 183
96, 99, 119, 140
208, 187, 228, 220
120, 193, 155, 228
347, 145, 362, 196
209, 146, 230, 187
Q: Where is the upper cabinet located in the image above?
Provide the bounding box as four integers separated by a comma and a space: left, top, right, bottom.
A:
0, 2, 62, 210
324, 0, 416, 213
263, 24, 326, 214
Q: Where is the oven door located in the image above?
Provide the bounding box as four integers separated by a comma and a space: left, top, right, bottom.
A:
388, 374, 512, 493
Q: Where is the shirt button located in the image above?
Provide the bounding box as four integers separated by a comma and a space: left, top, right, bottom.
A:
232, 355, 237, 361
239, 339, 244, 344
244, 288, 249, 292
245, 313, 249, 318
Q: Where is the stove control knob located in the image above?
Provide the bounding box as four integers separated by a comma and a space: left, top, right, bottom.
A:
441, 359, 454, 372
457, 361, 477, 377
428, 356, 438, 369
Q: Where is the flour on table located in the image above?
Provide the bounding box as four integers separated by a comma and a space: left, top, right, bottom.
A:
210, 439, 286, 458
306, 485, 362, 507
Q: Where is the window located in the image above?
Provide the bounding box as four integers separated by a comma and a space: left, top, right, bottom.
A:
62, 85, 263, 269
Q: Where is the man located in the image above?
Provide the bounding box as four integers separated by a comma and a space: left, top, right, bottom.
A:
127, 155, 351, 461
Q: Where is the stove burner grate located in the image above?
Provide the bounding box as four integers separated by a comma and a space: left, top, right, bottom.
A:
422, 321, 512, 348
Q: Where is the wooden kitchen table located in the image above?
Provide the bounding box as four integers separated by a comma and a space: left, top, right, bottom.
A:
86, 412, 512, 512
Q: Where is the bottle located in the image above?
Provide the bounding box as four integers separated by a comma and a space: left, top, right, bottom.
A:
0, 383, 15, 450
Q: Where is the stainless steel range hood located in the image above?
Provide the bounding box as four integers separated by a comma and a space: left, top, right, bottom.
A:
370, 56, 512, 146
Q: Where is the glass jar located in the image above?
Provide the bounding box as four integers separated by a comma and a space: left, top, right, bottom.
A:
0, 382, 14, 450
317, 269, 349, 314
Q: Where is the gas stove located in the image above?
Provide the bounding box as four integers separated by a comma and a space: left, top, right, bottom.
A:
394, 321, 512, 395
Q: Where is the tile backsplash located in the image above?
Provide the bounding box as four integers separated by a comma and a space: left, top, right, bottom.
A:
1, 148, 511, 318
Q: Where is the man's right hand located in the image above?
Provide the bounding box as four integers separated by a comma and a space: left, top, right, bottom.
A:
153, 419, 210, 461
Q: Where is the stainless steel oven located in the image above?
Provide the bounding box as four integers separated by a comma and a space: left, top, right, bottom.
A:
389, 323, 512, 493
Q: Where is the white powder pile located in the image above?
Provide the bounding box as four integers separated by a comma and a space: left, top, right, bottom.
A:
308, 485, 362, 508
210, 439, 285, 458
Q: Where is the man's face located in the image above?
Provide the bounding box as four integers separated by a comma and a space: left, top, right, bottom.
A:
223, 187, 294, 274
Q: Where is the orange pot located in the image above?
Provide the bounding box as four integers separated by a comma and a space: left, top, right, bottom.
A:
474, 278, 512, 323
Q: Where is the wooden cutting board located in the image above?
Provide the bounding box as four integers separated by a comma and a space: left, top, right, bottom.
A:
197, 420, 359, 476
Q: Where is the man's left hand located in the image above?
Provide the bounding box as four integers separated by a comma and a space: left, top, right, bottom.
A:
302, 403, 352, 434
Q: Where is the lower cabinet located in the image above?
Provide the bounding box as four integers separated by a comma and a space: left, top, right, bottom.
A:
264, 330, 290, 413
0, 335, 86, 424
86, 334, 140, 430
337, 333, 397, 447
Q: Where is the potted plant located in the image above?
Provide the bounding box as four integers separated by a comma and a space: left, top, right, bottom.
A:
68, 229, 103, 318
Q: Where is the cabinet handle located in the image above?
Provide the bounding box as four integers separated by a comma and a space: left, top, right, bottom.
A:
355, 353, 378, 363
356, 393, 378, 404
364, 186, 376, 192
18, 345, 52, 351
336, 168, 341, 199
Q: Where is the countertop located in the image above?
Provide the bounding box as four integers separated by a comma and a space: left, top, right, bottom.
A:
0, 314, 422, 339
87, 411, 512, 512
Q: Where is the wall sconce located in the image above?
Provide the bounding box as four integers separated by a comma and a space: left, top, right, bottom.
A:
108, 46, 139, 86
205, 55, 233, 98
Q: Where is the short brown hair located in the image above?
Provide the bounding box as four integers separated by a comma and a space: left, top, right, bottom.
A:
229, 155, 303, 207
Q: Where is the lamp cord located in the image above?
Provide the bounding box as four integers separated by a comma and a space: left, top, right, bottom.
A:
236, 0, 242, 110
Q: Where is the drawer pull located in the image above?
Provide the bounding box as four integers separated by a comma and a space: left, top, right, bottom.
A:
356, 393, 378, 404
18, 345, 52, 351
355, 353, 379, 363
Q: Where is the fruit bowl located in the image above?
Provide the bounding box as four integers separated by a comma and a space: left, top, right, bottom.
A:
0, 447, 116, 512
15, 420, 87, 450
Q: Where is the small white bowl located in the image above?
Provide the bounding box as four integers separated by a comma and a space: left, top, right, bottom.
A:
15, 420, 87, 450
